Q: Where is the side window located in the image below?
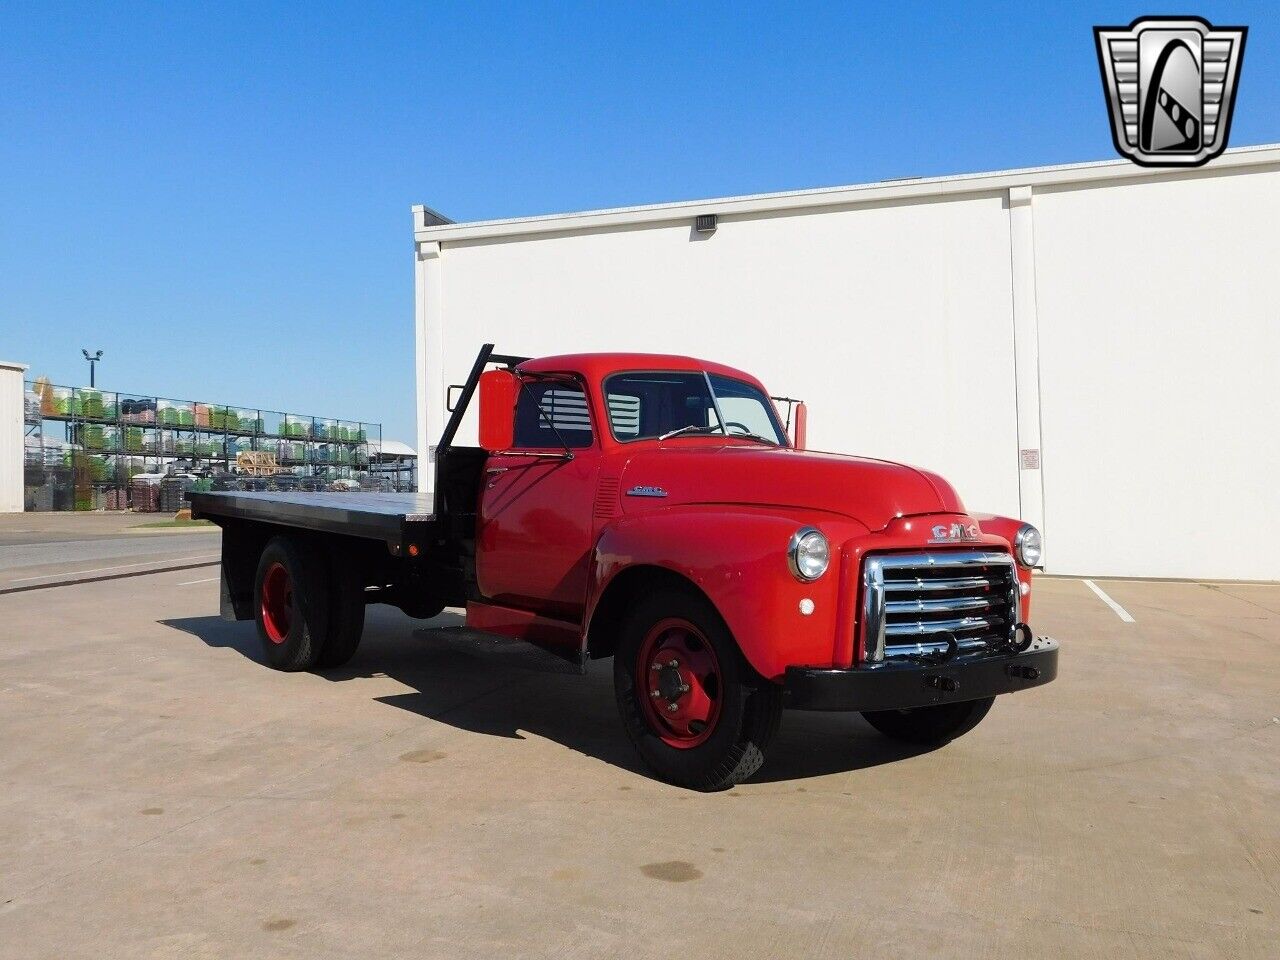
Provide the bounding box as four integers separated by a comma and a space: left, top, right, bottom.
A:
513, 381, 594, 449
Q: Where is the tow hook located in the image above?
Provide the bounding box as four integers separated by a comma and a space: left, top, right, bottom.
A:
925, 675, 959, 693
1006, 623, 1034, 654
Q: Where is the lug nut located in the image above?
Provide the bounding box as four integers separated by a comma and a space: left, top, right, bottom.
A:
650, 689, 661, 698
679, 684, 690, 694
668, 659, 679, 668
667, 703, 679, 713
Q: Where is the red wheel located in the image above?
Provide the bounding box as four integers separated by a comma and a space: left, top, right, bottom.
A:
260, 562, 293, 644
614, 587, 782, 791
635, 617, 723, 748
253, 536, 328, 671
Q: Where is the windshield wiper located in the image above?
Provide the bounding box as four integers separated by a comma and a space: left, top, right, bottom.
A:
724, 431, 779, 446
657, 424, 723, 441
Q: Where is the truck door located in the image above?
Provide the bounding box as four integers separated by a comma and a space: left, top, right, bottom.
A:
476, 377, 598, 619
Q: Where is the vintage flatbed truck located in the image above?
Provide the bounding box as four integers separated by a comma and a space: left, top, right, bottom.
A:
190, 344, 1058, 790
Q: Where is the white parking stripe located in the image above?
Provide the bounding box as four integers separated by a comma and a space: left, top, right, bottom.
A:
1083, 579, 1136, 623
6, 554, 220, 583
178, 577, 218, 586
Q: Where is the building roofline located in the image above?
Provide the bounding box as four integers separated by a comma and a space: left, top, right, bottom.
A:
414, 142, 1280, 244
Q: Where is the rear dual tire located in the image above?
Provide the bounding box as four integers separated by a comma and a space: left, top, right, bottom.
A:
253, 535, 365, 671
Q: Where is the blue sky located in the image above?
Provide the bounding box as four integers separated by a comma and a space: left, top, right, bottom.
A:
2, 2, 1276, 445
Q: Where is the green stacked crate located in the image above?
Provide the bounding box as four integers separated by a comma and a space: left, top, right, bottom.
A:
210, 406, 225, 430
81, 390, 104, 419
81, 424, 105, 450
179, 407, 193, 427
124, 428, 143, 452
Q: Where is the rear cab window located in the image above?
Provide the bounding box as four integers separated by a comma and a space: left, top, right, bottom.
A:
513, 380, 594, 449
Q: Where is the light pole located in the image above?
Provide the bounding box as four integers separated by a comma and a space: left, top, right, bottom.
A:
82, 349, 103, 388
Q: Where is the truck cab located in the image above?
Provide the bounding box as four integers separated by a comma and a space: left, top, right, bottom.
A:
193, 345, 1057, 791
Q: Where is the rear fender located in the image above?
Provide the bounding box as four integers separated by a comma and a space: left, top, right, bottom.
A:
587, 508, 867, 680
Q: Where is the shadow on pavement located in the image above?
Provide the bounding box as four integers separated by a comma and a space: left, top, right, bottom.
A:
160, 606, 936, 786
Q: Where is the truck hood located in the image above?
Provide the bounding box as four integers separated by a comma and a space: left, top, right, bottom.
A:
617, 444, 964, 530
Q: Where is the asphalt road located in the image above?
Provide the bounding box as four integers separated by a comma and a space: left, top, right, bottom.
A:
1, 570, 1276, 959
0, 513, 220, 590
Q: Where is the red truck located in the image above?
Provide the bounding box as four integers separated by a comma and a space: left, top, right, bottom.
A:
191, 345, 1057, 790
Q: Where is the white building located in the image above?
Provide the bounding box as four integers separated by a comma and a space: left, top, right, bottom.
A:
414, 146, 1280, 582
0, 361, 29, 513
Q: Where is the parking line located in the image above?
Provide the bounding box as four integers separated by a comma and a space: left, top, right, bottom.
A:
1083, 579, 1136, 623
6, 554, 220, 583
178, 577, 218, 586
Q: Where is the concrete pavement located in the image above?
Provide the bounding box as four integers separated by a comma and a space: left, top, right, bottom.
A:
0, 572, 1276, 959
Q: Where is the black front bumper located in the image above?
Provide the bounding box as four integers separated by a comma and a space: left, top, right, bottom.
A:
782, 637, 1059, 712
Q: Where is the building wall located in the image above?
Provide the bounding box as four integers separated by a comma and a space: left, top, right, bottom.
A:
415, 147, 1280, 581
1031, 167, 1280, 580
0, 362, 28, 513
435, 193, 1021, 522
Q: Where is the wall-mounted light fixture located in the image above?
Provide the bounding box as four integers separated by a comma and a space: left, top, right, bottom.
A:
694, 214, 718, 234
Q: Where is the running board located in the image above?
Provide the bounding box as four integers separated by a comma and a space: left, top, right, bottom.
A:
421, 626, 587, 675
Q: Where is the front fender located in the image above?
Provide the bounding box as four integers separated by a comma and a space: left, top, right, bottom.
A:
588, 507, 869, 680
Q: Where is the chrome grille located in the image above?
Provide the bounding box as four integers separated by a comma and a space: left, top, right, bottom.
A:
862, 550, 1019, 663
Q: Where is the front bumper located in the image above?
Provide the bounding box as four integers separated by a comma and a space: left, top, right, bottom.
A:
782, 636, 1059, 712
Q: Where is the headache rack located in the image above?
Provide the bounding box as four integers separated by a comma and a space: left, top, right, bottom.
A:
861, 550, 1019, 663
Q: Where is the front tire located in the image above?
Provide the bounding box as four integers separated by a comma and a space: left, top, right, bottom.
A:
253, 536, 329, 671
861, 696, 995, 745
614, 589, 781, 791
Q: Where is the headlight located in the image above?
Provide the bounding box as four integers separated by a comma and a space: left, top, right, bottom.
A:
1015, 524, 1043, 568
788, 527, 829, 581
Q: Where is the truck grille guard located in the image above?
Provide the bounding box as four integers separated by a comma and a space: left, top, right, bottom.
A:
861, 550, 1026, 665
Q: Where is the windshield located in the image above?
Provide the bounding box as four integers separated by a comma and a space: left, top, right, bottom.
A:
603, 371, 787, 445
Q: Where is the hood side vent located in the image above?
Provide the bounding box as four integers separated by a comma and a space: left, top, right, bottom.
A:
594, 477, 621, 520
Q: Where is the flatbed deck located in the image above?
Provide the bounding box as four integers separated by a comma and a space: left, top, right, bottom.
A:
189, 491, 436, 548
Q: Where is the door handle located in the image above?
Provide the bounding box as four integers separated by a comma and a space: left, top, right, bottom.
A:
485, 467, 509, 475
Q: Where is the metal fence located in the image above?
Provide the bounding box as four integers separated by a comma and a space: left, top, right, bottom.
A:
23, 380, 401, 511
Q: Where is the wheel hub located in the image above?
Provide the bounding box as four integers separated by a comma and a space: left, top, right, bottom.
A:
636, 619, 723, 749
654, 661, 689, 702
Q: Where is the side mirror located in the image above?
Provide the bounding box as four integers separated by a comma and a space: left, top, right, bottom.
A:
793, 402, 808, 450
478, 369, 517, 452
